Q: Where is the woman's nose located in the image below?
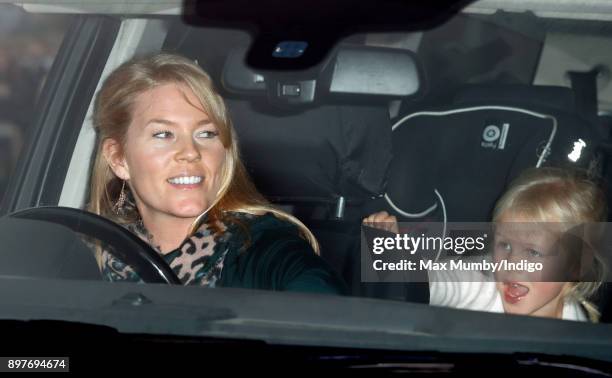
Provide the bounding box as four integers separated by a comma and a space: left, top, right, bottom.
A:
175, 137, 201, 162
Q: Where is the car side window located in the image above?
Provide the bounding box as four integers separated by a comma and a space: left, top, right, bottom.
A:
0, 4, 72, 205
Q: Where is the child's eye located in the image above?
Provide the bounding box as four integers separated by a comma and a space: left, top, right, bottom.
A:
527, 249, 543, 258
153, 130, 173, 139
196, 130, 219, 139
497, 241, 512, 253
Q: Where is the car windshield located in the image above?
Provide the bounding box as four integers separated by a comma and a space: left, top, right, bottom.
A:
1, 0, 612, 367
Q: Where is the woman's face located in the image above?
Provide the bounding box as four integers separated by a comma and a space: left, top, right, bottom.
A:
105, 83, 226, 225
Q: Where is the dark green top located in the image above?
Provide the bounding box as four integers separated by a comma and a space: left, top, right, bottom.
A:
217, 213, 347, 294
101, 212, 347, 295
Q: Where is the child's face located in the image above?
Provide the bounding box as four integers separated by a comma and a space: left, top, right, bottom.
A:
493, 211, 572, 318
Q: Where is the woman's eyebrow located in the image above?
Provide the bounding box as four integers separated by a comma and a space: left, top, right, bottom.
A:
196, 119, 214, 127
145, 118, 212, 127
145, 118, 176, 127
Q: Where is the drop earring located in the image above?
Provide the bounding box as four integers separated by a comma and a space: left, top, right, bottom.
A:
113, 180, 126, 214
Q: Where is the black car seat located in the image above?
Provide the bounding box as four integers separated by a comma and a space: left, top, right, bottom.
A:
373, 84, 602, 224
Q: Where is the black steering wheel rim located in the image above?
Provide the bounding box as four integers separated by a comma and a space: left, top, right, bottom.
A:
9, 206, 181, 284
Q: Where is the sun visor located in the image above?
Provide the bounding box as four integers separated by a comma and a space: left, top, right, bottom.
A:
221, 44, 422, 103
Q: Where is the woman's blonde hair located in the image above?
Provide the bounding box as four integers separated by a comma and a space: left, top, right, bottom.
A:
493, 167, 608, 322
88, 53, 319, 258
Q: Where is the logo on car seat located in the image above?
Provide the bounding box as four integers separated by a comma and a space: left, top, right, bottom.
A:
568, 138, 587, 162
481, 123, 510, 150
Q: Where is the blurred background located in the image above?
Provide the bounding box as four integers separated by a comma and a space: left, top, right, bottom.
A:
0, 4, 71, 205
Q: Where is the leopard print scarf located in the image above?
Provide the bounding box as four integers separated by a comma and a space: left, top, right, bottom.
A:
100, 214, 248, 286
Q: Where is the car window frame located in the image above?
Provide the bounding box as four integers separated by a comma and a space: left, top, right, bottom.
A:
0, 14, 120, 215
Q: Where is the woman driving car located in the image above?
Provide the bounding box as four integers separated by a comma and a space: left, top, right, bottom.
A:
87, 53, 346, 294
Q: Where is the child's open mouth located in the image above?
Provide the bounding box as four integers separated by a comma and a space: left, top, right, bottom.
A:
503, 282, 530, 304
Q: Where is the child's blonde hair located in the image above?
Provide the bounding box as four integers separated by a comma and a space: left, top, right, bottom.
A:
493, 167, 608, 322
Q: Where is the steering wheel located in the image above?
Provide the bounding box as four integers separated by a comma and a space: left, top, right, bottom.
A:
9, 206, 181, 284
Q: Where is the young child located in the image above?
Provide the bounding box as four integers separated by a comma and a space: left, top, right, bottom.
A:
364, 167, 607, 322
488, 167, 606, 321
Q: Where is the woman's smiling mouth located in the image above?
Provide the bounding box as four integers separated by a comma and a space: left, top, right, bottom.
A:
167, 175, 203, 187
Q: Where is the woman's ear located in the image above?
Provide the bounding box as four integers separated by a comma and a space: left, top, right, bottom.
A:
102, 138, 130, 180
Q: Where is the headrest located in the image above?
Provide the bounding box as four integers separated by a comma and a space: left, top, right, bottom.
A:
227, 99, 392, 205
222, 44, 422, 105
326, 44, 421, 98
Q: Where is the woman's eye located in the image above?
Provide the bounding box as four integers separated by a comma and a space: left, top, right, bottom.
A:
153, 131, 173, 139
196, 130, 218, 139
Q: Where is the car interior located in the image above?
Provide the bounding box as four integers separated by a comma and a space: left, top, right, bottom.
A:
2, 4, 611, 322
